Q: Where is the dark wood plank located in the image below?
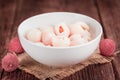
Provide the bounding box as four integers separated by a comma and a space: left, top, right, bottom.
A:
1, 0, 118, 80
2, 69, 39, 80
112, 53, 120, 80
0, 0, 17, 78
96, 0, 120, 80
63, 62, 115, 80
97, 0, 120, 49
11, 0, 100, 37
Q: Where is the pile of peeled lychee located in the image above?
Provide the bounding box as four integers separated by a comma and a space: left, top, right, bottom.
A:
1, 37, 116, 72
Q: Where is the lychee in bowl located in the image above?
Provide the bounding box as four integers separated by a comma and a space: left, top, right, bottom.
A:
18, 12, 102, 67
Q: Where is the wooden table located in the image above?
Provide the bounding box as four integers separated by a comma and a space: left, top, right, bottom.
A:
0, 0, 120, 80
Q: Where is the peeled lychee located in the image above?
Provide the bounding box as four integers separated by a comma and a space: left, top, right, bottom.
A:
42, 30, 55, 46
52, 36, 70, 47
54, 23, 70, 37
99, 39, 116, 56
26, 28, 42, 42
8, 37, 24, 54
70, 34, 88, 46
2, 52, 19, 72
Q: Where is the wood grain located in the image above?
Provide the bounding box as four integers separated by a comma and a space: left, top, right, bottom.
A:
2, 69, 39, 80
112, 53, 120, 80
96, 0, 120, 80
0, 0, 120, 80
62, 62, 115, 80
97, 0, 120, 49
0, 0, 17, 78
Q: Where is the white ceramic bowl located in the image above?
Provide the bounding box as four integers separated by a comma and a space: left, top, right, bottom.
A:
18, 12, 102, 67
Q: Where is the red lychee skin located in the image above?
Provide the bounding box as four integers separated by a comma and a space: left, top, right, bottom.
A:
99, 39, 116, 56
8, 37, 24, 54
2, 52, 19, 72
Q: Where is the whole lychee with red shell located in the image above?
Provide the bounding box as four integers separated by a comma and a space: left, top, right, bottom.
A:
8, 37, 24, 54
99, 39, 116, 56
2, 52, 19, 72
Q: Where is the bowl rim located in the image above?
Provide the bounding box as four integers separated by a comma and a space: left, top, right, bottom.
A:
18, 12, 103, 49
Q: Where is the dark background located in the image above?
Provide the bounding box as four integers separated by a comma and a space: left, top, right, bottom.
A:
0, 0, 120, 80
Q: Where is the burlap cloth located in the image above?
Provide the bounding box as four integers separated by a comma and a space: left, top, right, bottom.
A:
18, 49, 119, 80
